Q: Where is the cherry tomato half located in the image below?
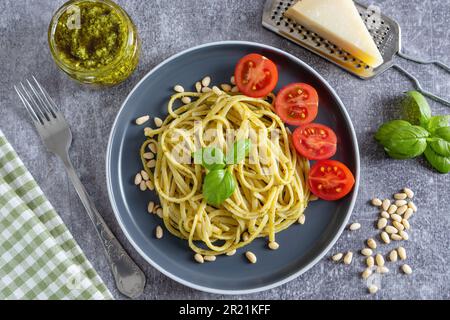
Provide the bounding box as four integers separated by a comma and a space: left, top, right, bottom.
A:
308, 160, 355, 201
292, 123, 337, 160
275, 83, 319, 126
234, 53, 278, 98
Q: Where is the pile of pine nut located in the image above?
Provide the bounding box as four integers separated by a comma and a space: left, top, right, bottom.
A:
331, 188, 416, 294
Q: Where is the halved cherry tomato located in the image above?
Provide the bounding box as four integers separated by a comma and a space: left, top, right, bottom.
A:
308, 160, 355, 201
234, 53, 278, 98
292, 123, 337, 160
275, 83, 318, 126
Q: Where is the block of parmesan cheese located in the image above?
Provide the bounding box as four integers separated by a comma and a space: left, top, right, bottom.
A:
284, 0, 383, 68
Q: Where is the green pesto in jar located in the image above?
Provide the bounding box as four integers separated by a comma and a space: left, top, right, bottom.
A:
50, 0, 139, 85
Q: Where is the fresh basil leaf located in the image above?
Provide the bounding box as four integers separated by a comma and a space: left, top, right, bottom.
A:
424, 145, 450, 174
379, 125, 429, 159
429, 138, 450, 157
202, 169, 236, 206
192, 147, 226, 171
434, 126, 450, 141
375, 120, 412, 143
425, 115, 450, 133
402, 91, 431, 126
226, 139, 251, 164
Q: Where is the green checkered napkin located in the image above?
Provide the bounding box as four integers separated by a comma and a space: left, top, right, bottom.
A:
0, 129, 113, 300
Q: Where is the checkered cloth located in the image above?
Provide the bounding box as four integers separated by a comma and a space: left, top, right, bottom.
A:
0, 129, 112, 300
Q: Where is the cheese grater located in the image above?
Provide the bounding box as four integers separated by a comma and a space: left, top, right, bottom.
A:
262, 0, 450, 106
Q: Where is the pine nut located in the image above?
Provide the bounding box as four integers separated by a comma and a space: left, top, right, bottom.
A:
152, 204, 160, 214
174, 84, 185, 93
404, 188, 414, 199
230, 76, 236, 85
391, 214, 402, 222
391, 234, 403, 241
195, 81, 202, 92
395, 199, 407, 207
385, 226, 398, 234
332, 253, 343, 262
155, 225, 163, 239
403, 208, 414, 220
367, 238, 377, 249
393, 220, 404, 231
343, 251, 353, 265
408, 201, 417, 212
397, 247, 407, 260
149, 143, 157, 153
220, 84, 232, 92
194, 253, 204, 264
362, 268, 372, 279
145, 180, 154, 191
144, 127, 152, 136
201, 87, 212, 93
201, 76, 211, 87
134, 173, 142, 185
366, 256, 374, 268
135, 115, 150, 125
298, 215, 305, 225
139, 180, 147, 191
368, 285, 378, 294
402, 219, 410, 230
349, 222, 361, 231
394, 193, 407, 200
147, 159, 156, 168
204, 255, 216, 262
401, 264, 412, 275
388, 204, 398, 214
212, 86, 223, 96
156, 207, 163, 218
375, 253, 385, 267
231, 86, 239, 93
242, 232, 249, 241
181, 96, 192, 104
361, 248, 373, 256
382, 199, 391, 211
141, 170, 149, 181
268, 241, 279, 250
147, 201, 155, 214
377, 218, 388, 229
371, 198, 382, 206
143, 152, 154, 160
389, 250, 398, 262
399, 230, 409, 240
376, 266, 389, 274
396, 205, 408, 215
226, 249, 236, 256
154, 117, 163, 127
381, 231, 391, 244
380, 211, 390, 219
309, 194, 319, 201
246, 251, 257, 263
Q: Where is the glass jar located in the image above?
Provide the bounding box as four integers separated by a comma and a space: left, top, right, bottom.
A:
48, 0, 140, 86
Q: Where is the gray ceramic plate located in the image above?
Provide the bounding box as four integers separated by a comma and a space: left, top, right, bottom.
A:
106, 41, 360, 294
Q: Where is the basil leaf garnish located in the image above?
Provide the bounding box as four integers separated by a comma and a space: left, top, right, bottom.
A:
402, 90, 431, 127
375, 120, 411, 143
377, 124, 429, 159
425, 115, 450, 133
202, 169, 236, 206
423, 145, 450, 174
226, 139, 251, 164
193, 147, 226, 171
428, 126, 450, 157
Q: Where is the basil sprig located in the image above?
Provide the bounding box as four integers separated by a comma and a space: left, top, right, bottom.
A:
376, 91, 450, 173
194, 139, 251, 206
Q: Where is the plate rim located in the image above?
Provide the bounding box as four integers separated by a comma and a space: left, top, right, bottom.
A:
106, 40, 360, 295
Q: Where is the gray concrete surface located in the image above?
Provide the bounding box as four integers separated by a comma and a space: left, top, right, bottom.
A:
1, 0, 449, 299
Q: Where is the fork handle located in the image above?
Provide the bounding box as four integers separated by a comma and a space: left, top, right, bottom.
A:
60, 153, 146, 299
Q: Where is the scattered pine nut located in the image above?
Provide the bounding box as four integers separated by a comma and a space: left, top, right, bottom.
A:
139, 180, 147, 191
201, 76, 211, 87
181, 96, 192, 104
366, 256, 374, 268
368, 285, 378, 294
391, 214, 402, 222
388, 204, 398, 214
298, 215, 306, 225
154, 117, 163, 127
399, 230, 409, 240
246, 251, 257, 264
147, 201, 155, 214
226, 249, 236, 256
242, 232, 249, 241
147, 159, 156, 168
204, 255, 216, 262
268, 241, 279, 250
149, 143, 157, 153
152, 204, 160, 214
201, 87, 212, 93
362, 268, 372, 279
194, 253, 204, 264
343, 251, 353, 265
144, 127, 152, 136
394, 193, 407, 200
385, 226, 398, 234
212, 86, 223, 95
135, 115, 150, 125
375, 253, 385, 267
371, 198, 382, 206
367, 238, 377, 249
349, 222, 361, 231
401, 264, 412, 275
376, 266, 389, 274
408, 201, 418, 212
230, 76, 236, 85
397, 247, 407, 260
380, 211, 390, 219
231, 86, 239, 93
134, 173, 142, 185
391, 234, 403, 241
143, 152, 154, 160
332, 253, 343, 262
145, 180, 155, 190
155, 225, 163, 239
377, 218, 388, 230
389, 250, 398, 262
361, 248, 373, 256
381, 231, 391, 244
141, 170, 149, 181
404, 188, 414, 199
402, 219, 410, 230
156, 207, 163, 218
195, 81, 202, 92
220, 84, 232, 92
395, 199, 407, 207
174, 85, 184, 93
382, 199, 391, 211
393, 220, 404, 231
403, 208, 414, 220
309, 194, 319, 201
396, 205, 408, 215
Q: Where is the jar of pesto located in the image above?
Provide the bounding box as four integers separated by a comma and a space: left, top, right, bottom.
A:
48, 0, 140, 86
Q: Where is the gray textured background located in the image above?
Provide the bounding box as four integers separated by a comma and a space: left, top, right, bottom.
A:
1, 0, 449, 299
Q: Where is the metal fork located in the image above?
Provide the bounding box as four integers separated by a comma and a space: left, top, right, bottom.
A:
15, 77, 146, 299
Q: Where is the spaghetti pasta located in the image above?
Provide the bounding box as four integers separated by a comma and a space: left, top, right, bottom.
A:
140, 87, 310, 256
